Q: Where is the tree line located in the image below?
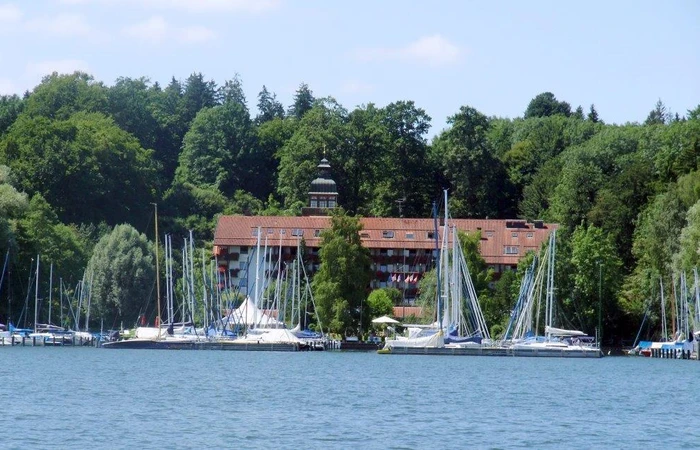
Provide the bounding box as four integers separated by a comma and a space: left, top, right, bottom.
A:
0, 71, 698, 344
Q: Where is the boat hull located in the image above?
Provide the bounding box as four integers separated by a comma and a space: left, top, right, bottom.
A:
381, 345, 603, 358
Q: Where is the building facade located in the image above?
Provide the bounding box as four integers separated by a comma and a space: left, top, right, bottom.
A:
212, 159, 556, 307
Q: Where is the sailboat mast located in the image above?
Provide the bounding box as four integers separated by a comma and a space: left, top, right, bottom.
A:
442, 189, 449, 329
188, 230, 195, 326
34, 254, 39, 332
253, 226, 261, 328
154, 203, 161, 332
432, 200, 441, 332
660, 277, 667, 341
59, 278, 63, 329
48, 263, 53, 325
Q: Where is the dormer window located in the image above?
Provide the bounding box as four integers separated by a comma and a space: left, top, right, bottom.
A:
382, 231, 395, 239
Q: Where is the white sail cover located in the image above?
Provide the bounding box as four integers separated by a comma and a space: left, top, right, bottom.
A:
238, 327, 301, 344
545, 326, 586, 337
384, 330, 445, 349
228, 297, 282, 327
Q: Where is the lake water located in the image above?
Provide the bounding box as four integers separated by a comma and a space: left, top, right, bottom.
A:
2, 348, 699, 449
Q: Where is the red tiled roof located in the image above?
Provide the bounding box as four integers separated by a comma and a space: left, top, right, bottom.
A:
213, 215, 556, 266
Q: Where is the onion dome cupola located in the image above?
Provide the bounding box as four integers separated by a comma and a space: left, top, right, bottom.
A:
303, 157, 339, 216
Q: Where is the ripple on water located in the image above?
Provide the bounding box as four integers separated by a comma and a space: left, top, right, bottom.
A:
3, 348, 700, 448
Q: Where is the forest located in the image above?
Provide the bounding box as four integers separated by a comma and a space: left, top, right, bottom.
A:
0, 71, 699, 345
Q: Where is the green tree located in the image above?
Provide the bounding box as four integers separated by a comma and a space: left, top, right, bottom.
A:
14, 194, 89, 300
587, 104, 600, 123
645, 99, 667, 126
524, 92, 571, 119
312, 210, 372, 335
255, 85, 285, 125
672, 200, 700, 273
548, 159, 604, 231
288, 83, 315, 119
276, 99, 347, 209
175, 101, 256, 195
255, 117, 296, 201
373, 101, 433, 218
0, 112, 157, 226
333, 103, 387, 215
688, 105, 700, 121
107, 77, 160, 151
366, 288, 398, 319
24, 72, 108, 120
181, 73, 219, 125
431, 105, 515, 218
0, 95, 24, 137
0, 165, 28, 258
569, 224, 622, 338
149, 77, 187, 183
87, 224, 155, 327
220, 74, 247, 108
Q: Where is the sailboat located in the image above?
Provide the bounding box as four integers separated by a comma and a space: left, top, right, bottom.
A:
505, 229, 602, 357
383, 190, 491, 351
629, 270, 697, 359
209, 228, 306, 350
104, 204, 199, 349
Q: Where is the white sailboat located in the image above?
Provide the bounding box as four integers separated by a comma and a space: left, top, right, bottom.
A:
506, 229, 602, 357
384, 190, 490, 350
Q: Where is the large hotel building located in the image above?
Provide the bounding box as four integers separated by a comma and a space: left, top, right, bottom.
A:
213, 159, 555, 314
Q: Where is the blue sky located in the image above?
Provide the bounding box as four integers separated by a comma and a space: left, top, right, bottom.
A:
0, 0, 698, 136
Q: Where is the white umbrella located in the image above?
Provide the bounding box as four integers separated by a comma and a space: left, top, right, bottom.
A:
371, 315, 400, 324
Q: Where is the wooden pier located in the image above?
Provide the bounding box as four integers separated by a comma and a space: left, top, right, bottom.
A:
1, 334, 98, 347
381, 345, 603, 358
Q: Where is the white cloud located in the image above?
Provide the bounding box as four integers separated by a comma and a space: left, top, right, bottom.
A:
122, 16, 168, 43
0, 3, 22, 22
122, 16, 215, 44
26, 59, 90, 78
354, 34, 462, 67
340, 80, 375, 95
25, 13, 93, 37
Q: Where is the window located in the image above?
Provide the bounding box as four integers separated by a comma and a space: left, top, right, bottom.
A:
527, 232, 534, 238
310, 199, 318, 207
314, 229, 321, 237
328, 199, 336, 208
511, 232, 519, 238
240, 246, 248, 254
406, 232, 415, 239
504, 246, 519, 255
280, 229, 286, 235
291, 228, 303, 236
267, 228, 274, 235
360, 232, 370, 239
486, 231, 494, 238
382, 230, 395, 238
251, 229, 259, 236
318, 199, 327, 208
427, 231, 435, 239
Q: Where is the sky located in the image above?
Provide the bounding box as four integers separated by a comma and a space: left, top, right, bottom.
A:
0, 0, 698, 137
